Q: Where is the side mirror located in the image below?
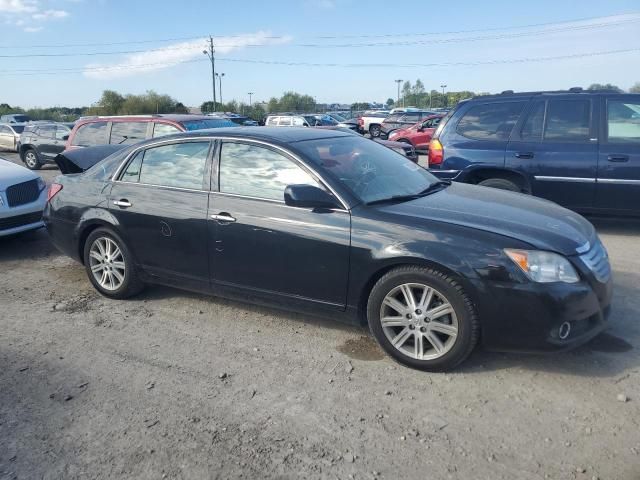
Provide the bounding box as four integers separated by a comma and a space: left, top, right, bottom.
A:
284, 184, 340, 209
62, 135, 69, 141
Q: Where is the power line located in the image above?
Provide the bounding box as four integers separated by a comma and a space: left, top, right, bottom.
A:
0, 47, 637, 76
0, 13, 637, 50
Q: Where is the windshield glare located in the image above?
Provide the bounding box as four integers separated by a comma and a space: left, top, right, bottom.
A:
181, 119, 236, 130
295, 136, 437, 204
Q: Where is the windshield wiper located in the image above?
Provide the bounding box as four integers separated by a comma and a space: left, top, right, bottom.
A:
365, 180, 451, 206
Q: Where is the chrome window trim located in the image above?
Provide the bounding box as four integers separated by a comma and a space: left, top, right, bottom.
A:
111, 135, 351, 211
534, 176, 596, 183
115, 180, 208, 194
596, 178, 640, 185
210, 190, 349, 213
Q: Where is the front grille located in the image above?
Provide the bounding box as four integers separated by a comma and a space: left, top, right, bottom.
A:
6, 179, 40, 207
580, 240, 611, 283
0, 211, 42, 231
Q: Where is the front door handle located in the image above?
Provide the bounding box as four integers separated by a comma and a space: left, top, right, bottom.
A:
514, 152, 534, 159
211, 212, 236, 223
113, 199, 132, 208
607, 154, 629, 163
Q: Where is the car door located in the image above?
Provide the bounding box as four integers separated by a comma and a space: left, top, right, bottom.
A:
34, 125, 57, 159
108, 140, 213, 289
209, 140, 351, 308
505, 97, 597, 209
414, 117, 441, 151
595, 95, 640, 213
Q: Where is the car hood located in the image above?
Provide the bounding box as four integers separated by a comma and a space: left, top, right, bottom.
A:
378, 182, 595, 256
0, 158, 37, 190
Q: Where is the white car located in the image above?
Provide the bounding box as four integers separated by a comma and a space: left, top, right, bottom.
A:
0, 157, 47, 236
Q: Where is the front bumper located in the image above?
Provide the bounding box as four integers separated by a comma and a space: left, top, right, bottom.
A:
0, 188, 47, 236
472, 265, 613, 353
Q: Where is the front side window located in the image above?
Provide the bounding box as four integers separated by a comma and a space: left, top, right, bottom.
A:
153, 122, 181, 138
55, 126, 70, 140
293, 116, 306, 126
121, 151, 143, 182
520, 101, 545, 141
0, 126, 10, 134
72, 121, 108, 146
37, 126, 55, 139
133, 142, 210, 189
219, 143, 320, 201
607, 99, 640, 143
401, 113, 420, 123
457, 102, 525, 140
544, 99, 590, 142
110, 122, 148, 145
279, 117, 292, 126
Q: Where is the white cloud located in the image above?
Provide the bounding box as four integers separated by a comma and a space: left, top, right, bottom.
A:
0, 0, 38, 13
23, 25, 41, 31
0, 0, 69, 31
32, 8, 68, 19
83, 31, 292, 80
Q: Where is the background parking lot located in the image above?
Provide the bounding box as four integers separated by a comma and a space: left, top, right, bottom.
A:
1, 152, 639, 479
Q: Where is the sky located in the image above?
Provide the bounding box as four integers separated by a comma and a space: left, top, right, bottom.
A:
1, 0, 639, 108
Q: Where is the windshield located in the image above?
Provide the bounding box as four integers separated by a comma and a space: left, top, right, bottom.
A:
11, 115, 29, 123
295, 136, 438, 204
11, 125, 25, 133
181, 118, 236, 130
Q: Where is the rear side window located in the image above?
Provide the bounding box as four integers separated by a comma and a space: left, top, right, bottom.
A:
72, 121, 108, 146
110, 122, 148, 145
37, 125, 56, 139
457, 102, 526, 140
265, 117, 278, 126
135, 142, 211, 189
279, 117, 292, 126
520, 102, 545, 141
607, 100, 640, 143
544, 99, 590, 142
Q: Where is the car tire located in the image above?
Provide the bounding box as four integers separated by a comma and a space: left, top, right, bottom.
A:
478, 178, 521, 192
23, 148, 42, 170
83, 228, 144, 299
367, 266, 479, 371
369, 124, 381, 137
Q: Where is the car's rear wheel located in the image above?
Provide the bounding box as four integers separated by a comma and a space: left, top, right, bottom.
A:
369, 124, 381, 137
83, 228, 144, 299
23, 149, 41, 170
367, 266, 479, 371
478, 177, 521, 192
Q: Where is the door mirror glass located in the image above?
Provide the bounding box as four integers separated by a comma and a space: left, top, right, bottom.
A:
62, 135, 69, 141
284, 184, 340, 209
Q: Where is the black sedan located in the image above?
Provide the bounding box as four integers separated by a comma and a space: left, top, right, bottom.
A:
44, 127, 612, 371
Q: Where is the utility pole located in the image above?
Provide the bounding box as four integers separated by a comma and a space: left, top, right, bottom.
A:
395, 79, 402, 107
440, 84, 447, 108
203, 37, 217, 112
216, 72, 225, 109
248, 92, 254, 107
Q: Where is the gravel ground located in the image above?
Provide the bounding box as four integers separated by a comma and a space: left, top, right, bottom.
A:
1, 151, 639, 480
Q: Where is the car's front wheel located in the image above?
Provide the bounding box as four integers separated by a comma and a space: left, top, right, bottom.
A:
23, 148, 42, 170
83, 228, 144, 299
369, 124, 381, 137
367, 266, 479, 371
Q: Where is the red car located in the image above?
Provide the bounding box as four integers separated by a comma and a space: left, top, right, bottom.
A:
387, 114, 444, 152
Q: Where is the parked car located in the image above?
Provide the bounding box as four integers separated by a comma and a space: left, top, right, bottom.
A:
325, 126, 418, 162
380, 110, 437, 138
429, 88, 640, 215
0, 157, 47, 236
357, 111, 390, 137
388, 114, 445, 153
64, 114, 237, 150
18, 123, 72, 170
0, 113, 31, 124
0, 123, 27, 152
265, 114, 312, 127
45, 127, 611, 371
208, 112, 259, 126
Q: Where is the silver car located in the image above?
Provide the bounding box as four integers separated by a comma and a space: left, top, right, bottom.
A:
0, 157, 47, 236
0, 123, 26, 152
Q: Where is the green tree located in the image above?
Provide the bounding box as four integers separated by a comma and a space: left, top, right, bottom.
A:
629, 82, 640, 93
587, 83, 623, 92
385, 98, 395, 108
351, 102, 370, 111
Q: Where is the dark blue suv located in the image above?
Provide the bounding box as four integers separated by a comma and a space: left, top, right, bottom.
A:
428, 88, 640, 215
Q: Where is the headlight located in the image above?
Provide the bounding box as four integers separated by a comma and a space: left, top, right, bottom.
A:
36, 177, 46, 191
504, 249, 580, 283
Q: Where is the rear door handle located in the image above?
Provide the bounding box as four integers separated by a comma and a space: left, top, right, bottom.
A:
514, 152, 534, 159
113, 199, 132, 208
607, 155, 629, 162
210, 212, 236, 223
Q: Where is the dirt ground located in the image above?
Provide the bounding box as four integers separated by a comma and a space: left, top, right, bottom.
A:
1, 152, 639, 479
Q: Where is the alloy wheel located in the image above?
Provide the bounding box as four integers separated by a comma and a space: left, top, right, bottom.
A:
88, 236, 126, 291
379, 283, 458, 360
25, 151, 38, 168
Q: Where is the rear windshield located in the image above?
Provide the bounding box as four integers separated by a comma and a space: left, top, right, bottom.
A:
9, 115, 29, 123
180, 119, 236, 130
11, 125, 25, 133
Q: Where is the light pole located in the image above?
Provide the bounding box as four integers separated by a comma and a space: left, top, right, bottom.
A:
395, 79, 403, 107
203, 37, 217, 112
440, 84, 447, 108
216, 72, 225, 109
248, 92, 254, 107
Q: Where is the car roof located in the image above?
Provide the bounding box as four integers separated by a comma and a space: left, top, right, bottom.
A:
77, 114, 213, 122
132, 126, 354, 146
469, 88, 638, 101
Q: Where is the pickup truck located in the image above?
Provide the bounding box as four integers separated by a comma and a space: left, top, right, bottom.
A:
357, 111, 389, 137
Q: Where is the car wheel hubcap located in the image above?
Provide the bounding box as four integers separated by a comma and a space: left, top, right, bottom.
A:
380, 283, 458, 361
26, 153, 36, 167
89, 237, 125, 291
